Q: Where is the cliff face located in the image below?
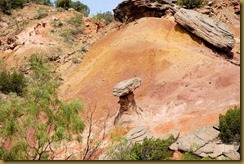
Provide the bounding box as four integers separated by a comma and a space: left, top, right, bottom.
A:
0, 1, 240, 159
59, 17, 240, 135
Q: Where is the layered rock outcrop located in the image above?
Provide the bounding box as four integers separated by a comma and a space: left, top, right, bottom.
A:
113, 0, 175, 23
113, 77, 143, 125
170, 126, 240, 160
174, 8, 235, 52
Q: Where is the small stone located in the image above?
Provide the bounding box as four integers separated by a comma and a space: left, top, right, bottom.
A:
169, 143, 178, 151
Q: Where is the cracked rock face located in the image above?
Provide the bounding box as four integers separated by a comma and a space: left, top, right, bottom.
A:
170, 126, 240, 160
113, 77, 143, 125
174, 8, 235, 52
113, 0, 174, 23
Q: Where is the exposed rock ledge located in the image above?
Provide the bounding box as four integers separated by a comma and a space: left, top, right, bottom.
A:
113, 0, 175, 23
174, 8, 235, 52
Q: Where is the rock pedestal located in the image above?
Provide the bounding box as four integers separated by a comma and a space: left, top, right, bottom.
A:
113, 77, 142, 125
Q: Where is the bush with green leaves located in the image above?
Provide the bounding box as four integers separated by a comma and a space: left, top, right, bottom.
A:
34, 7, 48, 19
55, 0, 90, 16
177, 0, 206, 9
28, 0, 53, 6
55, 0, 72, 10
0, 68, 27, 96
0, 0, 26, 14
94, 11, 114, 25
109, 136, 175, 160
219, 106, 240, 143
67, 13, 84, 28
71, 1, 89, 17
0, 53, 85, 160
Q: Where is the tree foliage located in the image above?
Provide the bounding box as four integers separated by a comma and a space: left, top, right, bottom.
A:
94, 11, 114, 25
55, 0, 89, 16
0, 0, 53, 14
0, 53, 85, 160
219, 106, 240, 143
71, 1, 89, 17
0, 0, 26, 14
55, 0, 72, 10
28, 0, 53, 6
177, 0, 205, 9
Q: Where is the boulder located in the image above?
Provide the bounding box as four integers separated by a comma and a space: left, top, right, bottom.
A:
209, 144, 236, 158
176, 126, 219, 152
223, 150, 240, 160
113, 0, 175, 23
126, 126, 154, 143
174, 8, 235, 52
113, 77, 142, 97
172, 126, 240, 159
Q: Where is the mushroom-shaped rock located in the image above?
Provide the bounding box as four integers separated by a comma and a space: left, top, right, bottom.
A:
113, 77, 142, 97
113, 77, 143, 125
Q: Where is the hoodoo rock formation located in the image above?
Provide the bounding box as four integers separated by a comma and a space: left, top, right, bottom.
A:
174, 8, 235, 52
113, 0, 175, 23
113, 77, 143, 125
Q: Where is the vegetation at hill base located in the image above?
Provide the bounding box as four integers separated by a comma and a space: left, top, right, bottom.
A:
219, 106, 240, 144
0, 68, 27, 96
0, 0, 89, 16
0, 54, 85, 160
93, 11, 114, 25
177, 0, 206, 9
109, 136, 175, 160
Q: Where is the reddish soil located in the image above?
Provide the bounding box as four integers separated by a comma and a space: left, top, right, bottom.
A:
59, 17, 240, 137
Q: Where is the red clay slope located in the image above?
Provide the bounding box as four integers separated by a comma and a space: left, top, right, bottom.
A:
59, 17, 240, 136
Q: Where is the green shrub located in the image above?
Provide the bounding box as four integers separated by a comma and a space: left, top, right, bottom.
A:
93, 11, 114, 25
71, 1, 89, 17
28, 0, 53, 6
129, 136, 175, 160
177, 0, 206, 9
55, 0, 72, 10
60, 29, 75, 43
55, 0, 90, 16
0, 0, 26, 14
34, 7, 48, 19
110, 136, 175, 160
0, 68, 27, 96
219, 106, 240, 143
181, 152, 201, 160
52, 20, 63, 28
67, 13, 84, 28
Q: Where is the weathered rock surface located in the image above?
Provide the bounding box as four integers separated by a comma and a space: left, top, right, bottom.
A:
114, 92, 143, 125
171, 126, 240, 159
174, 8, 235, 52
157, 129, 180, 140
113, 77, 143, 125
126, 126, 154, 143
113, 77, 142, 97
223, 150, 240, 160
113, 0, 175, 23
